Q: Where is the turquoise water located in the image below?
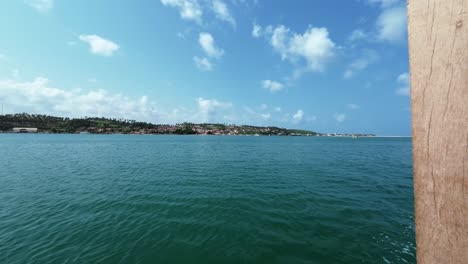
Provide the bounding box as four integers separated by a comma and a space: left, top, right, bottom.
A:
0, 135, 415, 263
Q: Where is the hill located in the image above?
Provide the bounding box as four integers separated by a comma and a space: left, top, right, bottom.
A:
0, 113, 318, 136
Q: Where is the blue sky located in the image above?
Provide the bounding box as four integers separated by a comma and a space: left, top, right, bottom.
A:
0, 0, 411, 135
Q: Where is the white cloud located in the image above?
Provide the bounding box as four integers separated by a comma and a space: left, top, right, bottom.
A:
274, 107, 281, 112
25, 0, 53, 13
376, 5, 407, 43
349, 29, 368, 42
0, 76, 305, 126
193, 56, 213, 71
161, 0, 238, 26
262, 80, 284, 92
352, 2, 405, 45
79, 35, 119, 56
199, 32, 224, 58
252, 22, 262, 38
347, 104, 360, 110
160, 0, 203, 23
194, 33, 223, 70
0, 54, 6, 60
0, 77, 158, 121
260, 104, 268, 110
396, 72, 410, 96
344, 50, 379, 79
268, 25, 336, 72
334, 113, 346, 122
197, 97, 232, 122
292, 109, 304, 123
211, 0, 235, 26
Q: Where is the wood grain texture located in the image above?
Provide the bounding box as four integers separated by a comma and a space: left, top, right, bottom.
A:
408, 0, 468, 263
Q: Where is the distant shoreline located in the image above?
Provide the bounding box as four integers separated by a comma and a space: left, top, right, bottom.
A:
0, 131, 381, 137
1, 113, 377, 137
0, 131, 388, 137
0, 132, 412, 138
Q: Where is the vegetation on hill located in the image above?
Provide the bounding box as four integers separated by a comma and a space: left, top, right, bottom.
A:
0, 113, 318, 136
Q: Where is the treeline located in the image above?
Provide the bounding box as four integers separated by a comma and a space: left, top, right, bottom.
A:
0, 113, 162, 133
0, 113, 318, 135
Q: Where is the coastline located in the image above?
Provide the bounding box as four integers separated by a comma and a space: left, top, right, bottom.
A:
0, 131, 387, 137
0, 113, 377, 137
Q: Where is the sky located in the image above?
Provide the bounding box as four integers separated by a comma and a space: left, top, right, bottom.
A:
0, 0, 411, 135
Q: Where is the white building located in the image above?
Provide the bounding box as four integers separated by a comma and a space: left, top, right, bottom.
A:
12, 127, 38, 133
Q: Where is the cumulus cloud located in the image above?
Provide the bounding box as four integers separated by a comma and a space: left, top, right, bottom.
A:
211, 0, 235, 26
161, 0, 236, 25
25, 0, 53, 13
252, 22, 262, 38
160, 0, 203, 23
334, 113, 346, 122
194, 33, 223, 70
199, 32, 224, 58
376, 5, 407, 43
79, 35, 119, 56
193, 56, 213, 71
292, 109, 304, 123
344, 49, 379, 79
0, 77, 158, 121
267, 25, 336, 72
350, 1, 405, 45
0, 76, 306, 126
396, 72, 410, 96
262, 80, 284, 92
197, 97, 232, 122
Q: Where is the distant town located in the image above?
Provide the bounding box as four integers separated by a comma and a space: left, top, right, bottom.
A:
0, 113, 376, 137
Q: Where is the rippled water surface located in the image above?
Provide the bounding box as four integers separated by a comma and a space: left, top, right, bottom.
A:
0, 134, 415, 263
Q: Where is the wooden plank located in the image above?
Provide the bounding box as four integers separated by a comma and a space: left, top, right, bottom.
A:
407, 0, 468, 263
